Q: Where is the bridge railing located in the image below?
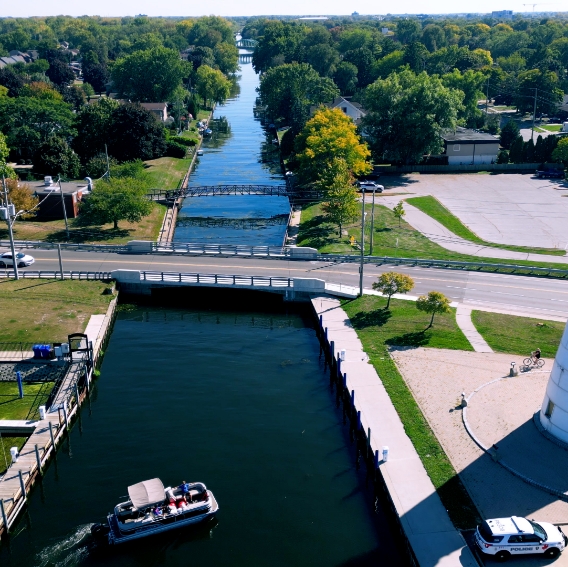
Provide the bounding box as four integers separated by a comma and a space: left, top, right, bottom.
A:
152, 242, 288, 257
140, 271, 293, 288
0, 240, 128, 253
0, 270, 112, 280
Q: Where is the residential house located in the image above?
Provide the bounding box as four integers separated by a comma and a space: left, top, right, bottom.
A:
441, 128, 500, 165
140, 102, 168, 122
313, 96, 367, 125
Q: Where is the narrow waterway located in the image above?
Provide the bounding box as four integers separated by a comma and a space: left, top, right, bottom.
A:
0, 291, 405, 566
174, 62, 290, 246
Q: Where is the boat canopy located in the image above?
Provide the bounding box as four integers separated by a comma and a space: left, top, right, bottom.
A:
128, 478, 165, 509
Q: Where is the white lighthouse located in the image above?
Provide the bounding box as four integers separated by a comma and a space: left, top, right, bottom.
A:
540, 320, 568, 444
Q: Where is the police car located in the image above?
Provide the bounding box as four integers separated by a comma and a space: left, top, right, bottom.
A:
475, 516, 567, 562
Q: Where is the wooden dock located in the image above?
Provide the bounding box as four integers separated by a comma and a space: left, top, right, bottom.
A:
0, 297, 118, 535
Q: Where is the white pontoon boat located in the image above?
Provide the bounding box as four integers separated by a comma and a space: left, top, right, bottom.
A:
91, 478, 218, 545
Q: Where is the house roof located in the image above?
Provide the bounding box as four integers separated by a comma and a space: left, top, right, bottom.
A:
442, 127, 499, 144
327, 96, 367, 115
140, 102, 167, 111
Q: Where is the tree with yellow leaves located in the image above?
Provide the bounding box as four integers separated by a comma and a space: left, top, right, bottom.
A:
294, 107, 371, 186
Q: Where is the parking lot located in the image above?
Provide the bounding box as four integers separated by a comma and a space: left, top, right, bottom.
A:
382, 173, 568, 250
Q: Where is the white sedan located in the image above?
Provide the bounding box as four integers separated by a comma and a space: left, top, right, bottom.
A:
0, 252, 35, 268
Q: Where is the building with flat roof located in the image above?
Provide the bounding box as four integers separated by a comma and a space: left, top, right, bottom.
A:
442, 127, 500, 165
33, 176, 92, 220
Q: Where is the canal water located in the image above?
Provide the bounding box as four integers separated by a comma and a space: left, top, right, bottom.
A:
174, 61, 290, 246
0, 291, 405, 566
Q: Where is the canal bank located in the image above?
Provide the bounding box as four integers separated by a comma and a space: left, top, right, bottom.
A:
0, 289, 406, 566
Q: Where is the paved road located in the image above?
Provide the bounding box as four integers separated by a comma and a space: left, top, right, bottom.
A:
21, 249, 568, 321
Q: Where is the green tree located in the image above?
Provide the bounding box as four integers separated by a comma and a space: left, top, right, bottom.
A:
107, 103, 167, 162
372, 272, 415, 309
441, 69, 484, 126
509, 136, 524, 164
416, 291, 451, 329
79, 177, 153, 229
258, 63, 339, 131
252, 21, 308, 73
552, 138, 568, 168
500, 121, 520, 150
318, 159, 359, 236
514, 69, 563, 115
396, 19, 422, 45
0, 96, 76, 160
294, 107, 371, 185
33, 136, 80, 178
363, 70, 463, 165
0, 132, 15, 179
73, 98, 119, 162
195, 65, 231, 108
393, 201, 406, 227
333, 62, 358, 96
111, 47, 189, 102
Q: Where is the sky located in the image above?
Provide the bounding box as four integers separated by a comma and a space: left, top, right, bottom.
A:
0, 0, 559, 18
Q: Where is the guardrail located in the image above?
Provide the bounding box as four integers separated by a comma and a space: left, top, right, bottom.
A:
140, 271, 293, 288
0, 270, 112, 280
151, 242, 288, 257
0, 240, 127, 253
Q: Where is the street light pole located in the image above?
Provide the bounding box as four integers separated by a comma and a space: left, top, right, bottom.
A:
531, 87, 538, 144
359, 189, 366, 297
369, 188, 376, 256
58, 176, 69, 240
1, 176, 19, 280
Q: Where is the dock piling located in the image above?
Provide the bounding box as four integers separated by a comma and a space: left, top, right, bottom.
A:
34, 444, 41, 474
18, 471, 26, 500
49, 421, 55, 447
0, 499, 8, 533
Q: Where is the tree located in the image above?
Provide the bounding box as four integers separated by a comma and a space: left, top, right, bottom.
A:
252, 20, 307, 73
333, 62, 358, 96
514, 69, 563, 115
318, 159, 359, 236
0, 67, 24, 97
294, 107, 371, 185
372, 272, 415, 309
509, 136, 524, 164
363, 70, 463, 165
395, 19, 422, 45
73, 98, 119, 162
111, 47, 189, 102
258, 63, 339, 131
33, 137, 80, 178
0, 96, 76, 161
441, 69, 484, 126
45, 59, 75, 87
552, 138, 568, 168
195, 65, 231, 108
0, 132, 15, 179
79, 177, 153, 229
82, 62, 109, 94
500, 121, 520, 150
416, 291, 451, 329
393, 201, 406, 227
3, 178, 38, 219
107, 104, 167, 162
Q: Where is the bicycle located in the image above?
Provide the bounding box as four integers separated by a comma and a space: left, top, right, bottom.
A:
523, 356, 545, 369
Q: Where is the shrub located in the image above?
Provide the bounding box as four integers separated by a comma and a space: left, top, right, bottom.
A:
171, 136, 196, 147
165, 140, 187, 158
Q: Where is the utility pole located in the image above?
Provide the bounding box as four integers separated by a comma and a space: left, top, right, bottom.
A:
531, 87, 538, 143
369, 188, 376, 256
1, 176, 19, 280
58, 176, 69, 240
485, 79, 489, 115
105, 144, 111, 179
57, 244, 64, 280
359, 189, 366, 297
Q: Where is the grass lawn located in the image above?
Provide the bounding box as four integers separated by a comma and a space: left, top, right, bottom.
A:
406, 196, 565, 256
1, 202, 166, 245
540, 124, 562, 132
144, 157, 193, 189
0, 381, 54, 474
471, 311, 564, 358
342, 295, 479, 528
0, 279, 112, 343
297, 202, 568, 272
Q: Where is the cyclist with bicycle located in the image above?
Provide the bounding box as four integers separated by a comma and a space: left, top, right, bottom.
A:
533, 348, 541, 362
523, 348, 544, 369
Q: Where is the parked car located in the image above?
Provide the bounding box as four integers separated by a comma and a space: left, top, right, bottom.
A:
357, 181, 384, 192
0, 252, 35, 267
475, 516, 567, 562
536, 167, 564, 179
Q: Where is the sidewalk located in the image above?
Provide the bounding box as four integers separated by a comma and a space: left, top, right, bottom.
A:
455, 305, 493, 353
379, 197, 568, 264
312, 296, 478, 567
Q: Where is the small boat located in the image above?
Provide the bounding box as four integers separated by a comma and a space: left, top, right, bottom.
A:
91, 477, 218, 545
203, 128, 212, 137
196, 149, 204, 156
